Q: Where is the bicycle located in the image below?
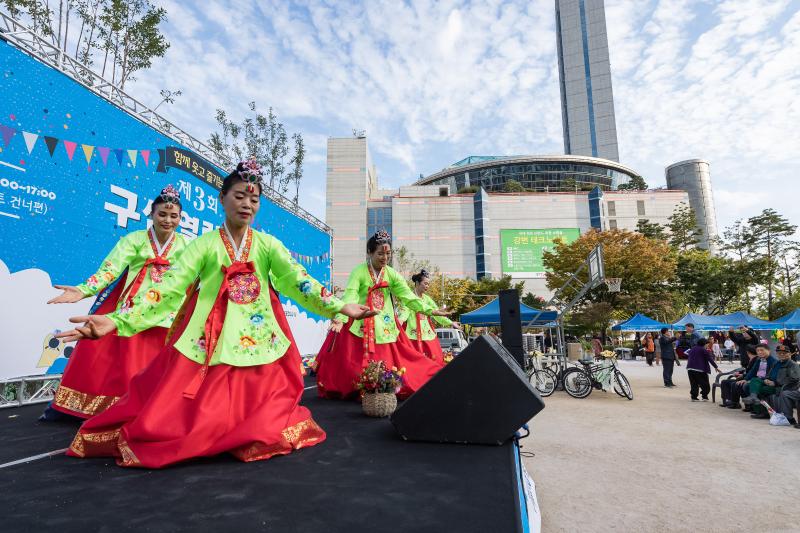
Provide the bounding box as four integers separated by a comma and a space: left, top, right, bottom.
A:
562, 355, 633, 400
523, 353, 558, 397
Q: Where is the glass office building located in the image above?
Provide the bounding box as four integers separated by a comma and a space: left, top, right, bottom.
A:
415, 155, 639, 193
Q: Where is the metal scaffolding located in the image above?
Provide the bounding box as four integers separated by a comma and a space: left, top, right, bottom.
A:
0, 11, 331, 235
0, 374, 61, 409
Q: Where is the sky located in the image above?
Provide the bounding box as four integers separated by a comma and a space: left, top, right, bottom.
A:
128, 0, 800, 236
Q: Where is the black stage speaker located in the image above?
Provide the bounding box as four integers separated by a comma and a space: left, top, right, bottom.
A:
499, 289, 524, 368
390, 334, 545, 445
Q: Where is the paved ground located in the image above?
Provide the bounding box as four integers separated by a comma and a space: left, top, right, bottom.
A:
522, 360, 799, 533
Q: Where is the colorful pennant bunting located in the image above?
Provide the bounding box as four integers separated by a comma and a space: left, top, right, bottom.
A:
63, 140, 77, 161
82, 144, 94, 165
0, 124, 16, 146
127, 149, 137, 167
22, 131, 38, 153
98, 146, 110, 166
43, 136, 59, 156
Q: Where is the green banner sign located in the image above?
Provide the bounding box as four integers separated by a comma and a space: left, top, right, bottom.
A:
500, 228, 580, 278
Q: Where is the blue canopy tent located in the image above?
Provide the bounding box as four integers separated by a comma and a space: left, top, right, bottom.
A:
672, 311, 782, 331
460, 298, 558, 327
776, 309, 800, 329
611, 313, 670, 332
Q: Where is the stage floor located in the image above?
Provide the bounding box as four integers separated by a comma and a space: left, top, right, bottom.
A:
2, 377, 522, 532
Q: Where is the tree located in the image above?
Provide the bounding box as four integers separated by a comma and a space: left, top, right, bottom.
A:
675, 249, 752, 314
667, 203, 703, 251
4, 0, 170, 89
457, 185, 479, 194
746, 208, 797, 319
208, 103, 305, 197
393, 246, 434, 278
561, 177, 577, 191
287, 133, 304, 204
776, 241, 800, 298
617, 175, 648, 190
636, 219, 667, 240
542, 229, 678, 330
503, 179, 525, 193
522, 292, 546, 309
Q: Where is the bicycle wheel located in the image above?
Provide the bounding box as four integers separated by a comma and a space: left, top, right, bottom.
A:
563, 367, 592, 398
530, 368, 557, 397
613, 371, 633, 400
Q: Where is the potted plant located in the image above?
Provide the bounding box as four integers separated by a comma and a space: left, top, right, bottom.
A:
355, 360, 405, 417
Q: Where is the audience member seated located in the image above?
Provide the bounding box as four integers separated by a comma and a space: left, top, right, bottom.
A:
745, 345, 798, 419
739, 345, 776, 413
771, 345, 800, 427
720, 345, 759, 409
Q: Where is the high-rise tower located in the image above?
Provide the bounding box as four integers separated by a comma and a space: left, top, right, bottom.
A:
555, 0, 620, 162
665, 159, 719, 252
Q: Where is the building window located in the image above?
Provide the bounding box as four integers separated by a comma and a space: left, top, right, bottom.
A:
637, 200, 646, 216
367, 207, 392, 239
608, 219, 617, 230
607, 201, 616, 217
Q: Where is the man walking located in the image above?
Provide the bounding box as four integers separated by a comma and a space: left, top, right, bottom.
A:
659, 327, 680, 387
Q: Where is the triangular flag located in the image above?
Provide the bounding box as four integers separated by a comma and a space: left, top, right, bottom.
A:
98, 146, 110, 166
63, 140, 77, 161
112, 148, 124, 165
141, 149, 150, 166
43, 136, 59, 156
22, 131, 38, 154
127, 149, 137, 167
0, 125, 16, 146
82, 144, 94, 165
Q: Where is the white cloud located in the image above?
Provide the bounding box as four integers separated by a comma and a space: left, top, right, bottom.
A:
0, 260, 91, 379
123, 0, 799, 233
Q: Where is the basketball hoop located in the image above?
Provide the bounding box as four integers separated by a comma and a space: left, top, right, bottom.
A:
605, 278, 622, 292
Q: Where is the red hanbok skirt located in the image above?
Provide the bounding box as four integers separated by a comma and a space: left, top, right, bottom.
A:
412, 337, 445, 364
315, 319, 443, 399
67, 285, 325, 468
52, 281, 167, 419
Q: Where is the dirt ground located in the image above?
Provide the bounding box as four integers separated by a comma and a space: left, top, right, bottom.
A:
522, 359, 800, 533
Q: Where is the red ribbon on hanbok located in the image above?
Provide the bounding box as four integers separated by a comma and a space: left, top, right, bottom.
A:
363, 280, 389, 357
122, 257, 170, 308
183, 261, 255, 399
414, 312, 424, 352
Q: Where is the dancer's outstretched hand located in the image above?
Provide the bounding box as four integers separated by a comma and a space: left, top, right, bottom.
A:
432, 307, 451, 317
47, 285, 85, 304
451, 321, 462, 330
329, 319, 344, 333
55, 315, 117, 342
339, 303, 378, 320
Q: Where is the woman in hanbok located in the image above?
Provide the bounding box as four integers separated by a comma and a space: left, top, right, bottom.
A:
56, 160, 374, 468
46, 185, 187, 419
397, 269, 461, 363
315, 231, 449, 399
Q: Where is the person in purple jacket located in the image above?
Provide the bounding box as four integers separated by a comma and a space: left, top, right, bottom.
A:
686, 338, 721, 401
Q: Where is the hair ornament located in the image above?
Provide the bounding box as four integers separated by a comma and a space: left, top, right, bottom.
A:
237, 157, 264, 193
160, 184, 180, 206
373, 230, 391, 244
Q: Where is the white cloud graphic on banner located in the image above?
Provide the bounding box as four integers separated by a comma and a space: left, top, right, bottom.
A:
281, 299, 329, 356
0, 259, 91, 379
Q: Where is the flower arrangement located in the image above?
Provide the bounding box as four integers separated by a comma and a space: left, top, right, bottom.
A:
355, 360, 405, 395
443, 351, 454, 364
600, 350, 616, 359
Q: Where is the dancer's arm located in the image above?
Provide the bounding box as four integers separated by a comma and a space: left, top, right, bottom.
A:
57, 236, 205, 341
387, 268, 438, 315
333, 267, 363, 324
49, 233, 139, 304
269, 235, 344, 317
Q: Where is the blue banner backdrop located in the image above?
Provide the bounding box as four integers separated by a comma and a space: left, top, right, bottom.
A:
0, 40, 331, 379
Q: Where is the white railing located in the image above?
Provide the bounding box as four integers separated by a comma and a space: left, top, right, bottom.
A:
0, 11, 331, 234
